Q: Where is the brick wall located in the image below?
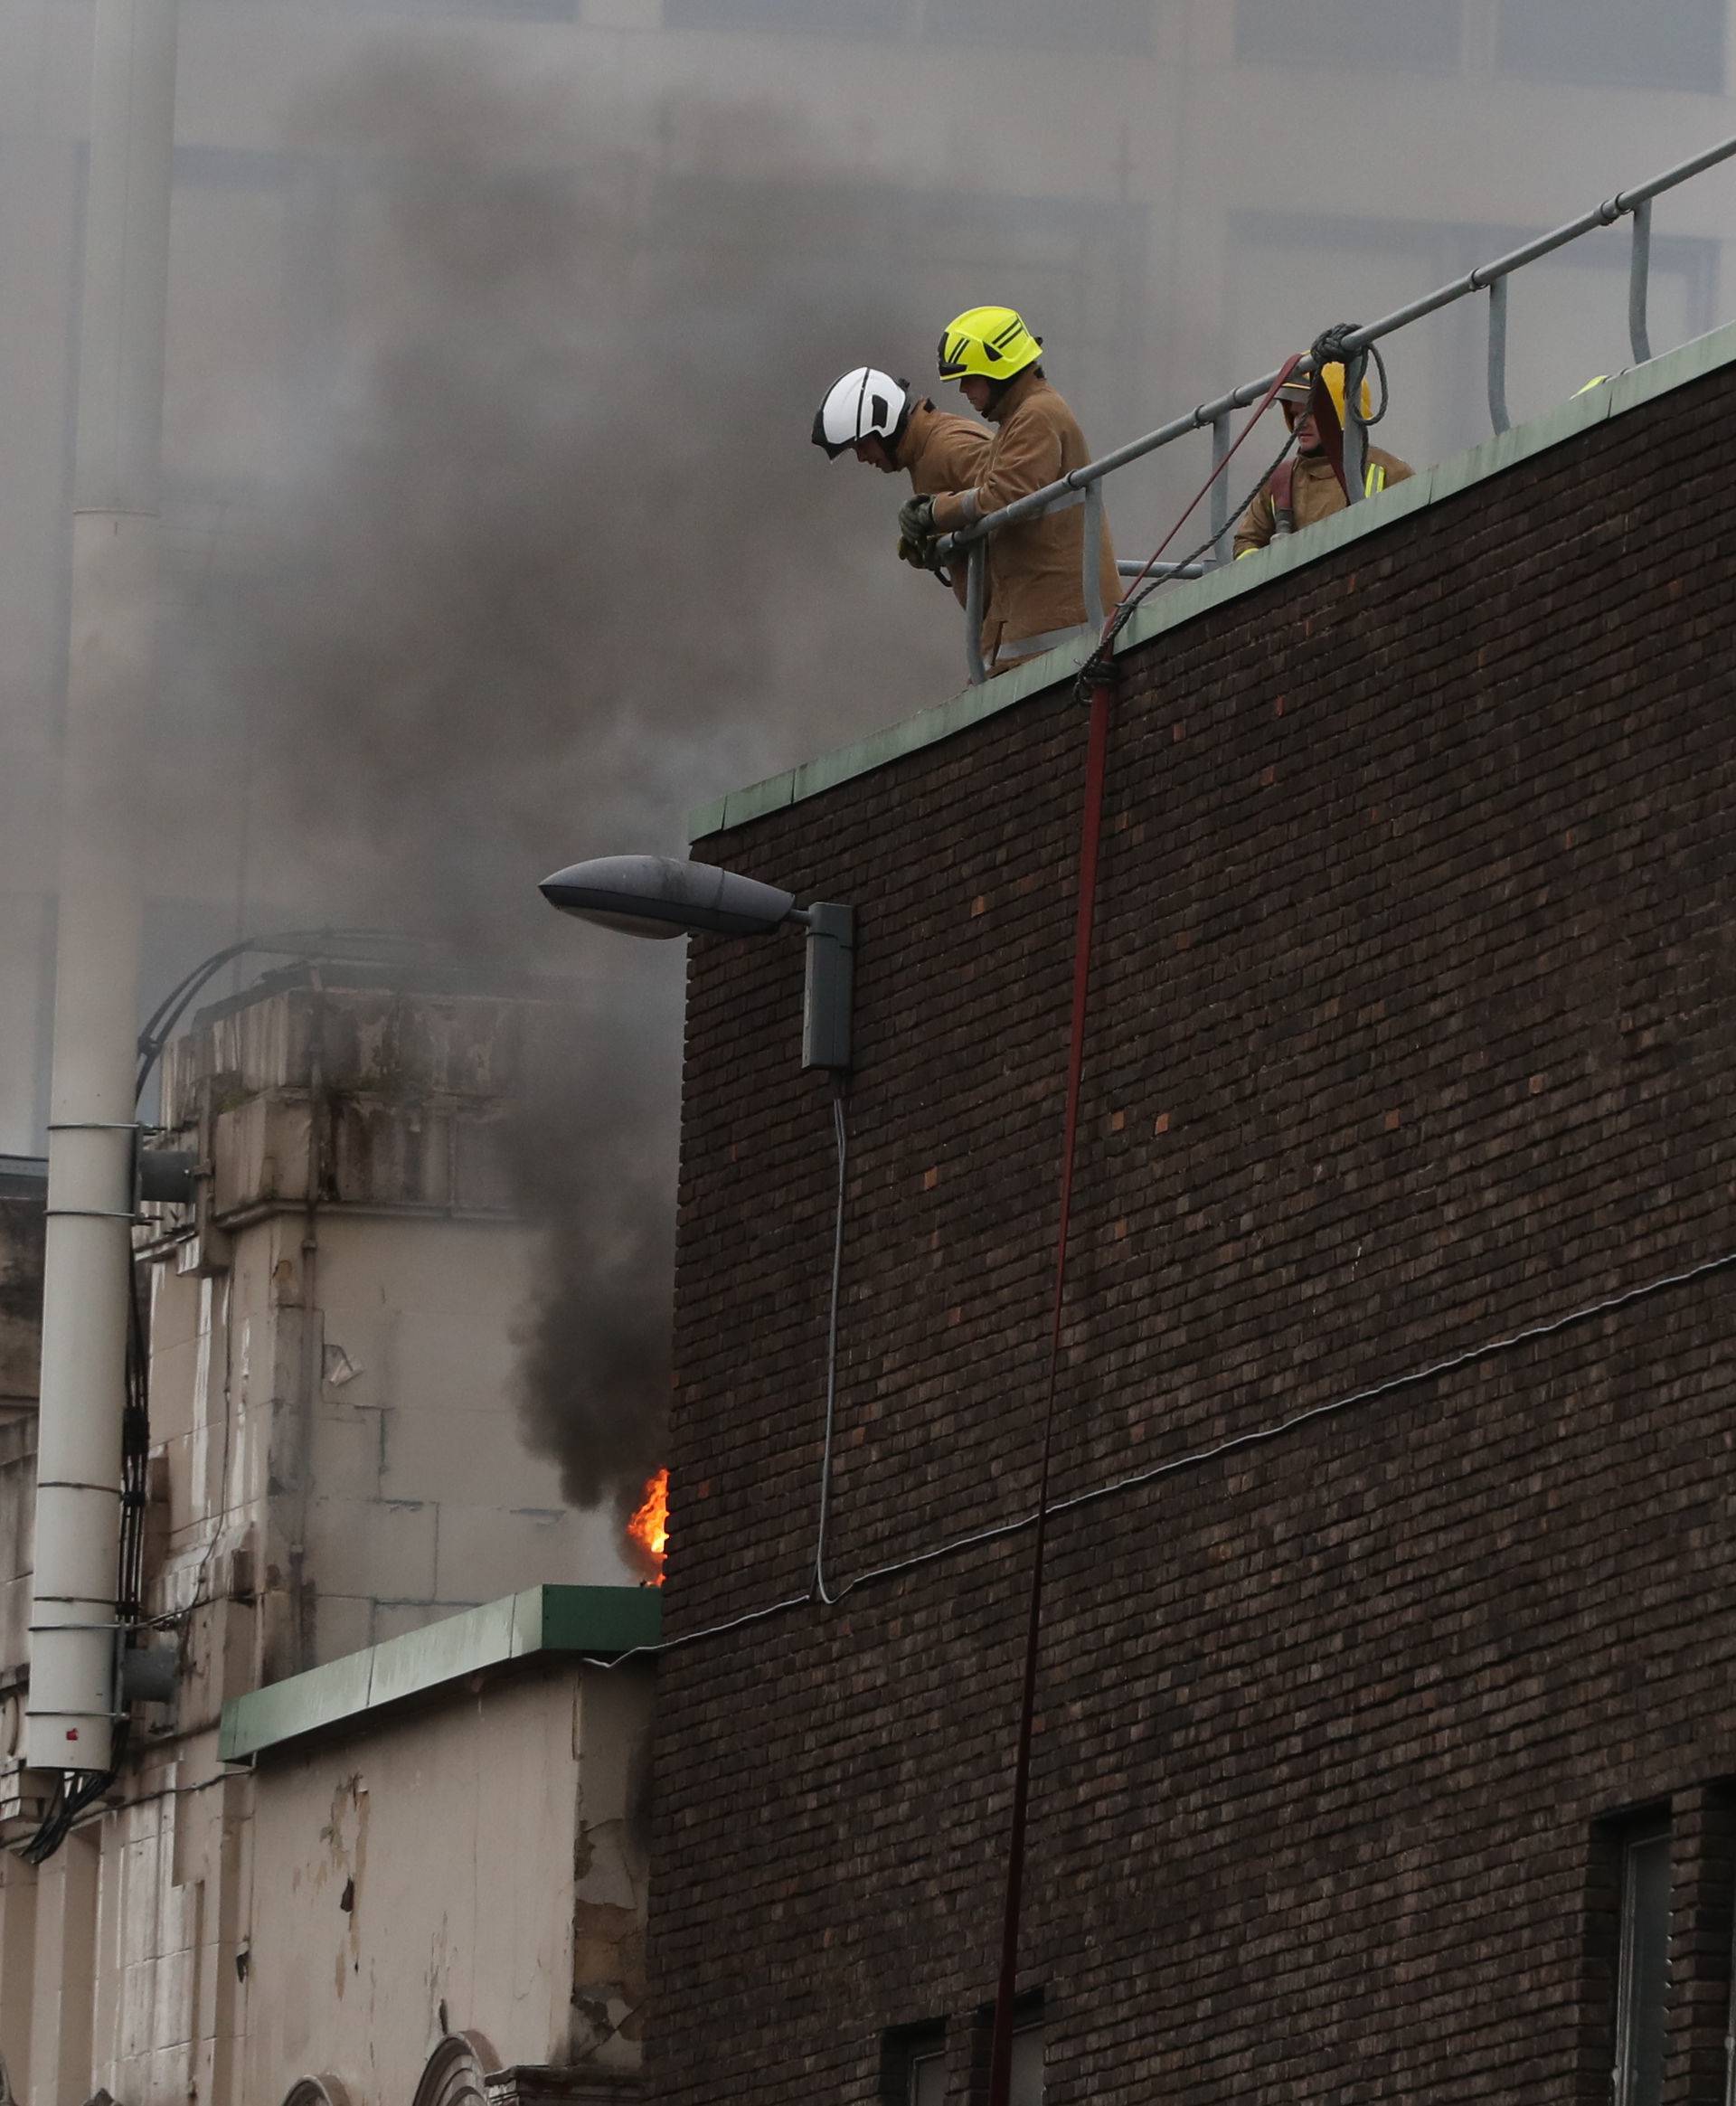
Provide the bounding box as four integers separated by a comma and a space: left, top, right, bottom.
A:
649, 358, 1736, 2103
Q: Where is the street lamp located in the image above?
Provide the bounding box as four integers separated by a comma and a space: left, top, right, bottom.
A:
539, 855, 854, 1071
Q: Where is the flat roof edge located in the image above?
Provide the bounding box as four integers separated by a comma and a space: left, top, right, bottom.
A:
688, 314, 1736, 842
219, 1582, 661, 1761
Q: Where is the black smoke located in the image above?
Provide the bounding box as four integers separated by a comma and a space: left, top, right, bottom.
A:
173, 45, 962, 1535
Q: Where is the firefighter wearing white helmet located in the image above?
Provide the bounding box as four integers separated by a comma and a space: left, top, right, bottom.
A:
812, 366, 991, 600
900, 306, 1121, 676
1233, 356, 1414, 558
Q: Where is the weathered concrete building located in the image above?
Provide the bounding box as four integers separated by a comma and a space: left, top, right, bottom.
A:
0, 973, 656, 2105
146, 966, 635, 1668
646, 322, 1736, 2101
224, 1585, 656, 2106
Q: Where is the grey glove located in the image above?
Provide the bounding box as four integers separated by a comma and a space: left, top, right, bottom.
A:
897, 494, 938, 546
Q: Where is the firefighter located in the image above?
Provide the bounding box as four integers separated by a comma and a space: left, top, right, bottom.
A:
899, 307, 1121, 676
812, 367, 990, 600
1233, 360, 1413, 558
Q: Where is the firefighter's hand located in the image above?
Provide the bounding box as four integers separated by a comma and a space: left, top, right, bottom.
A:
897, 495, 938, 545
897, 533, 943, 572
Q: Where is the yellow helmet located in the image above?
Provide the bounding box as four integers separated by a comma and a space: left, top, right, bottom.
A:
938, 306, 1043, 383
1278, 361, 1372, 424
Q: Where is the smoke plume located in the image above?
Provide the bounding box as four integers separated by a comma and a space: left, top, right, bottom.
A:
173, 45, 962, 1523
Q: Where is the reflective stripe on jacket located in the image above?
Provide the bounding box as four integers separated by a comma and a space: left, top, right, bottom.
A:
1232, 445, 1414, 558
929, 370, 1122, 659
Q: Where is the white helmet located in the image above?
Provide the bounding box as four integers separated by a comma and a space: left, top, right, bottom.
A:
811, 366, 911, 458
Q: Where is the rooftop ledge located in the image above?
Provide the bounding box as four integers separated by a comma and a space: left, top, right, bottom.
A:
689, 313, 1736, 843
219, 1583, 661, 1761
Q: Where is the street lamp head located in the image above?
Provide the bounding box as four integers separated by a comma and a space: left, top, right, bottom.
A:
538, 855, 800, 940
539, 853, 855, 1071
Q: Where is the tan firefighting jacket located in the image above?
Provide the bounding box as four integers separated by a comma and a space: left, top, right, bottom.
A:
896, 401, 991, 496
897, 402, 993, 610
1233, 446, 1414, 558
929, 370, 1121, 666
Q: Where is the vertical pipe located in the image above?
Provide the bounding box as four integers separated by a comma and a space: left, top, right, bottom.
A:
1081, 486, 1105, 632
965, 541, 987, 687
26, 0, 179, 1777
1209, 411, 1231, 562
1628, 198, 1654, 366
1487, 277, 1512, 434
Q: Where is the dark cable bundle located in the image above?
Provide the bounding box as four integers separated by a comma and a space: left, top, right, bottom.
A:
119, 1258, 151, 1623
19, 1721, 128, 1865
1308, 320, 1390, 430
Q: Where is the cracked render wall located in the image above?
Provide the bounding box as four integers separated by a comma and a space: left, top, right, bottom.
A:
649, 352, 1736, 2102
146, 972, 637, 1677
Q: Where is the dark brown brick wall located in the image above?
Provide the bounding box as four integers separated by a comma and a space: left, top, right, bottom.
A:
649, 360, 1736, 2103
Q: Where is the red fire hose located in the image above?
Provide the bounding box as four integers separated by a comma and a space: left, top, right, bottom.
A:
982, 662, 1113, 2106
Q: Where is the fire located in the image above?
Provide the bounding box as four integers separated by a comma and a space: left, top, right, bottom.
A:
627, 1469, 668, 1582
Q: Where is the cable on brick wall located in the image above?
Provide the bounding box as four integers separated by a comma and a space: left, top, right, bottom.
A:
586, 1240, 1736, 1671
811, 1083, 850, 1607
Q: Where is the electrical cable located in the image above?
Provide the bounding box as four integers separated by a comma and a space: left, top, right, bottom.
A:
1075, 371, 1302, 705
1308, 321, 1390, 433
582, 1239, 1736, 1671
1115, 355, 1301, 607
1110, 428, 1298, 628
810, 1082, 850, 1606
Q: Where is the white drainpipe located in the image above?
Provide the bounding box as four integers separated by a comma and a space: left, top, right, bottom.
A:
26, 0, 178, 1775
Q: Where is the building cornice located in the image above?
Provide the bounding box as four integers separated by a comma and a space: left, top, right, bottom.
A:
219, 1584, 661, 1761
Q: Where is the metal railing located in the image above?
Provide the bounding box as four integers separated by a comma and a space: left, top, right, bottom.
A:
940, 130, 1736, 685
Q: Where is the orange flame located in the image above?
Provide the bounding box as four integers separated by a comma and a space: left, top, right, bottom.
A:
627, 1469, 668, 1583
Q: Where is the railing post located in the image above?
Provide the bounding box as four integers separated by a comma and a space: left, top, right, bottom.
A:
1082, 485, 1105, 631
1341, 349, 1368, 503
1209, 411, 1232, 562
1486, 277, 1512, 434
1628, 197, 1654, 365
965, 539, 987, 687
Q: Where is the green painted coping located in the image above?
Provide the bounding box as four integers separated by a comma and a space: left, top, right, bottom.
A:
687, 313, 1736, 842
219, 1583, 662, 1761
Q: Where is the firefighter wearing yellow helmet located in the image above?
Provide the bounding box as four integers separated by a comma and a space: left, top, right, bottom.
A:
1233, 356, 1414, 558
899, 306, 1121, 676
